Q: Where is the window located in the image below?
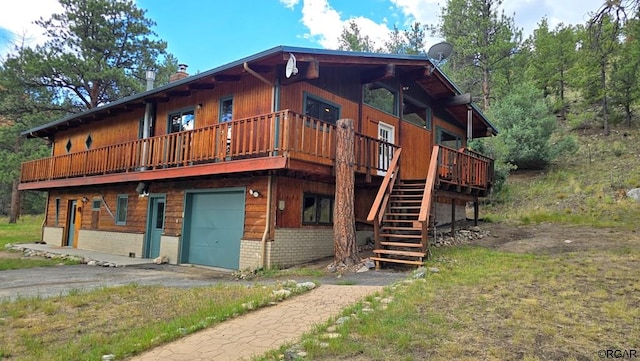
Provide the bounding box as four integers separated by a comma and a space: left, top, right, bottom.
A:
363, 83, 398, 115
65, 139, 72, 153
92, 199, 101, 211
403, 100, 432, 130
303, 93, 340, 124
168, 109, 195, 133
115, 195, 128, 225
220, 96, 233, 123
54, 198, 60, 226
302, 193, 333, 225
437, 128, 463, 149
85, 134, 93, 149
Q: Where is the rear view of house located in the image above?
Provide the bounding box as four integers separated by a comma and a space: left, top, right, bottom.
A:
19, 46, 497, 270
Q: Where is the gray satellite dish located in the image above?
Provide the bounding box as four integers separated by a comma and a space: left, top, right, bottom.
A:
285, 53, 298, 78
427, 42, 453, 70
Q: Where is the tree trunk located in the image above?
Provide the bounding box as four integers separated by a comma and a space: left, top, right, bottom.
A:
9, 178, 20, 224
559, 70, 566, 121
482, 67, 490, 110
601, 65, 610, 136
333, 118, 359, 266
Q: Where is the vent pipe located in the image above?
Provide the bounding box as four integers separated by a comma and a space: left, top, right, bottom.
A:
145, 70, 156, 91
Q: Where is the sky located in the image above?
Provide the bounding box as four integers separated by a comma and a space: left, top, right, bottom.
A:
0, 0, 605, 74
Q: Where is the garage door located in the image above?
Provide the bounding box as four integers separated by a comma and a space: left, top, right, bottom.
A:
182, 189, 245, 269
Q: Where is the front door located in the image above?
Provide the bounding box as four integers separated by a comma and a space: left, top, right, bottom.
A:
145, 196, 165, 258
378, 121, 395, 175
65, 200, 77, 247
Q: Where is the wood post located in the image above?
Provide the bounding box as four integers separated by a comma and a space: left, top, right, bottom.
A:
473, 200, 479, 226
333, 118, 359, 266
451, 200, 455, 234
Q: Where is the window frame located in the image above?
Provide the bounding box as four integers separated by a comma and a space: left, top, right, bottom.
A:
301, 193, 334, 225
54, 198, 60, 226
436, 127, 463, 149
115, 194, 129, 226
219, 96, 234, 123
302, 92, 341, 125
92, 199, 101, 211
167, 107, 196, 133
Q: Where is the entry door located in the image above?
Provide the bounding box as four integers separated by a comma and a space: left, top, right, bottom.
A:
146, 196, 165, 258
65, 200, 77, 247
378, 122, 395, 175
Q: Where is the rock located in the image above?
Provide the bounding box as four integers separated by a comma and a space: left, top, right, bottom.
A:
356, 265, 369, 273
101, 355, 115, 361
335, 316, 350, 325
364, 259, 376, 269
327, 264, 337, 273
429, 267, 440, 273
322, 332, 341, 339
326, 325, 337, 332
627, 188, 640, 202
87, 260, 97, 266
297, 351, 308, 357
362, 307, 373, 313
564, 240, 572, 244
296, 282, 316, 290
273, 289, 292, 298
153, 256, 169, 264
413, 266, 426, 279
319, 342, 330, 348
380, 297, 393, 304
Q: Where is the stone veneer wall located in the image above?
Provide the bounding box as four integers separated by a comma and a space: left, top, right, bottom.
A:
42, 227, 64, 246
159, 236, 179, 265
434, 202, 467, 225
77, 230, 144, 258
257, 229, 373, 269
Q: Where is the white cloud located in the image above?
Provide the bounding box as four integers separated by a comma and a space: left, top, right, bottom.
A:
0, 0, 62, 51
280, 0, 301, 10
300, 0, 392, 49
389, 0, 441, 27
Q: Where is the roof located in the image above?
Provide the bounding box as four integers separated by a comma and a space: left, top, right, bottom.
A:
23, 45, 497, 137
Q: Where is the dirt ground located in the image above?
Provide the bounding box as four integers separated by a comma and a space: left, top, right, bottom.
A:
470, 222, 639, 255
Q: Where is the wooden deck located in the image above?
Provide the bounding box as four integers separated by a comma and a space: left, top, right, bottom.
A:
19, 110, 397, 190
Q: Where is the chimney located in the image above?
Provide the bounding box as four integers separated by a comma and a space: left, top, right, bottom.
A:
145, 70, 156, 90
169, 63, 189, 82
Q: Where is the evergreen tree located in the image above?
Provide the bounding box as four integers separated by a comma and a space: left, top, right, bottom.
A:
338, 21, 376, 52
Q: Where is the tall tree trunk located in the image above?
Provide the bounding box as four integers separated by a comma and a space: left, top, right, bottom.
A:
9, 178, 20, 224
601, 64, 610, 136
559, 70, 566, 121
482, 67, 490, 110
333, 118, 359, 266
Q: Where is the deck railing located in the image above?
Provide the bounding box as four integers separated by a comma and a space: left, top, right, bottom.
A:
436, 145, 493, 189
20, 110, 399, 183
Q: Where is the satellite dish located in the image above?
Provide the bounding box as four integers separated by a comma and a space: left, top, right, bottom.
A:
427, 42, 453, 67
285, 53, 298, 78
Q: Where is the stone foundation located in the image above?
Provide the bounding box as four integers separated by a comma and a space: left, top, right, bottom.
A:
77, 230, 144, 257
42, 227, 64, 246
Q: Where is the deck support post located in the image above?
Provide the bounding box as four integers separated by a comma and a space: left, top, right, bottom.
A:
451, 200, 455, 234
473, 199, 479, 226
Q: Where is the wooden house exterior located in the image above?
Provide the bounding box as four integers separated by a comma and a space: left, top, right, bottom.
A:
19, 46, 497, 270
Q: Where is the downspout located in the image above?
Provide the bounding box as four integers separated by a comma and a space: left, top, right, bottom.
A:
141, 70, 156, 169
252, 63, 278, 269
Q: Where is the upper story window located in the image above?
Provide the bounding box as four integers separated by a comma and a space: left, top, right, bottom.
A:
403, 98, 432, 130
437, 127, 463, 149
220, 96, 233, 123
168, 108, 195, 133
363, 83, 398, 115
65, 139, 72, 153
303, 93, 340, 124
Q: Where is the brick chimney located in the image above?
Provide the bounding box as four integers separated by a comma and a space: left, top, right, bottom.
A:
169, 64, 189, 82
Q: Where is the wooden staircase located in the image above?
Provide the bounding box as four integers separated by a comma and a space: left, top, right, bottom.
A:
371, 180, 432, 267
367, 145, 494, 269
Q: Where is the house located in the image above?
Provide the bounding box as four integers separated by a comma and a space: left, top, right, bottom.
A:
18, 45, 497, 270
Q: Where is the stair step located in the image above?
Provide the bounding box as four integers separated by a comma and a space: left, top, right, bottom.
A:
370, 257, 424, 266
374, 249, 426, 257
379, 233, 423, 239
381, 226, 421, 231
384, 214, 419, 219
380, 241, 424, 248
389, 199, 422, 203
390, 194, 423, 198
390, 206, 421, 210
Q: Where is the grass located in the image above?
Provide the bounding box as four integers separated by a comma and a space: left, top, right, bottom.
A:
0, 257, 80, 271
0, 215, 43, 248
255, 244, 640, 361
485, 128, 640, 229
0, 282, 312, 361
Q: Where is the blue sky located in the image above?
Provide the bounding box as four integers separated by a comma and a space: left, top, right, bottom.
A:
1, 0, 605, 74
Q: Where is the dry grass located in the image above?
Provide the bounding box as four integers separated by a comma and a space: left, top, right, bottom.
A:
256, 235, 640, 361
0, 283, 301, 361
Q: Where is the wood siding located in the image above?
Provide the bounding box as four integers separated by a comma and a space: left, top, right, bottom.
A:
46, 176, 270, 241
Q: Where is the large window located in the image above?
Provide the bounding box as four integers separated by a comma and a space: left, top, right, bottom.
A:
403, 99, 432, 130
363, 83, 398, 115
437, 127, 463, 149
302, 193, 333, 225
115, 195, 128, 226
303, 93, 340, 124
168, 108, 195, 133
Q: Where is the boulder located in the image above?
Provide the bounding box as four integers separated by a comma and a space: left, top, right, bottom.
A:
627, 188, 640, 202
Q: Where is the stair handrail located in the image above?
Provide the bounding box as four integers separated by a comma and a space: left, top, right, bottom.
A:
367, 148, 402, 224
418, 145, 441, 223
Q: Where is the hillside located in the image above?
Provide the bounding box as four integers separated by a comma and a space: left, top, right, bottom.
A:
484, 127, 640, 230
